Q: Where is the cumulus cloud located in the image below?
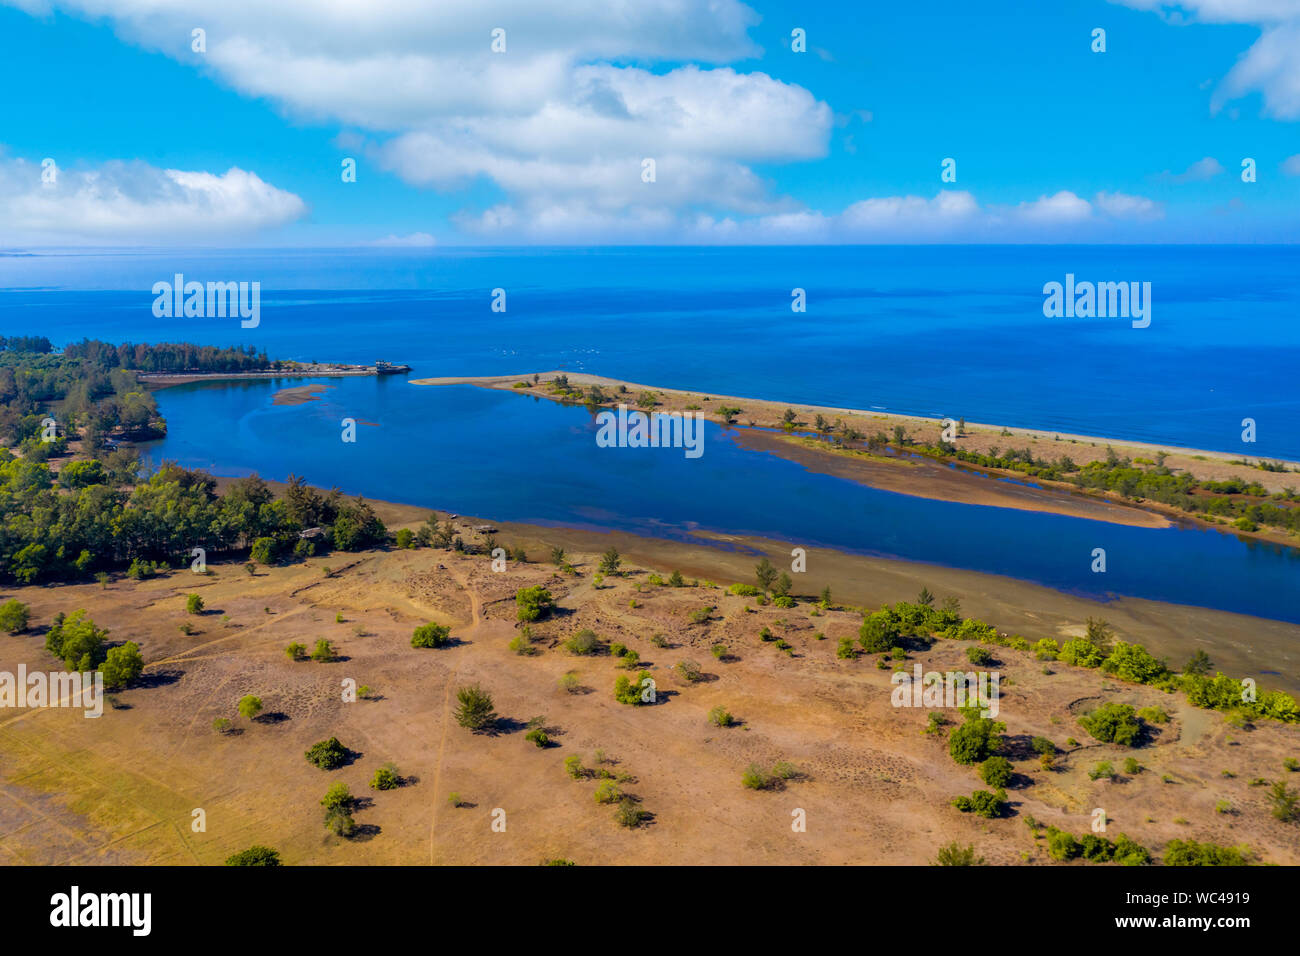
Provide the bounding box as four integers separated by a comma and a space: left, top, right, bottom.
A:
5, 1, 821, 223
1158, 156, 1225, 182
0, 158, 307, 244
1115, 1, 1300, 118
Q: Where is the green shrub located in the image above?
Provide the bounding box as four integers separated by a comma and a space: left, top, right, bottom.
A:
1163, 839, 1250, 866
951, 788, 1007, 818
1079, 702, 1142, 746
370, 764, 401, 790
0, 598, 31, 634
979, 756, 1014, 788
411, 622, 451, 648
305, 737, 348, 770
225, 846, 280, 866
566, 629, 601, 655
525, 727, 550, 748
948, 715, 1004, 765
98, 641, 144, 690
708, 706, 735, 727
185, 593, 204, 614
1089, 760, 1115, 781
515, 585, 555, 622
453, 684, 497, 731
311, 639, 336, 662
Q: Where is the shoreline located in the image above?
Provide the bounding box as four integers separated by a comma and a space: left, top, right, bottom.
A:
215, 476, 1300, 696
141, 363, 408, 388
410, 371, 1300, 545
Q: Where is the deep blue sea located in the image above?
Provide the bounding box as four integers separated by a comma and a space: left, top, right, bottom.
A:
3, 245, 1299, 459
3, 246, 1297, 623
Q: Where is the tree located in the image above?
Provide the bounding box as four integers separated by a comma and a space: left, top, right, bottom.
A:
979, 755, 1014, 788
45, 610, 108, 671
668, 569, 685, 588
916, 587, 935, 607
754, 557, 777, 592
98, 642, 144, 690
1184, 649, 1213, 676
285, 642, 306, 660
550, 546, 566, 567
948, 715, 1004, 765
454, 684, 497, 731
311, 639, 335, 662
225, 846, 280, 866
411, 622, 451, 648
773, 573, 792, 598
238, 694, 263, 721
516, 585, 555, 622
250, 536, 278, 565
1270, 780, 1299, 823
0, 598, 30, 634
305, 737, 348, 769
185, 593, 204, 614
598, 548, 621, 575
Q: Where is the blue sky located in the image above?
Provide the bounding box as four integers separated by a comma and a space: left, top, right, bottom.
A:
1, 0, 1298, 245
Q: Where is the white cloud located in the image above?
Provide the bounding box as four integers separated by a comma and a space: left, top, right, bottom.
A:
6, 1, 818, 223
1282, 153, 1300, 174
453, 189, 1165, 244
1095, 191, 1165, 219
1158, 156, 1225, 182
0, 158, 307, 244
1115, 1, 1300, 118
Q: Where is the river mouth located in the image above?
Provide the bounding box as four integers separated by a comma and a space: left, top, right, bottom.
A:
138, 375, 1300, 629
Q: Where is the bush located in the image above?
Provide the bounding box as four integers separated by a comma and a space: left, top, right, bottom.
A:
525, 727, 550, 748
311, 639, 336, 662
321, 782, 353, 813
742, 763, 773, 790
1124, 757, 1142, 775
965, 646, 994, 666
1163, 839, 1250, 866
979, 756, 1014, 788
1046, 827, 1081, 861
1101, 641, 1169, 684
370, 764, 401, 790
711, 643, 728, 660
1137, 706, 1169, 724
565, 629, 601, 655
1079, 702, 1142, 746
728, 583, 763, 597
237, 694, 263, 720
411, 622, 451, 648
305, 737, 348, 770
454, 684, 497, 731
688, 606, 712, 624
1089, 760, 1115, 781
395, 528, 414, 549
951, 788, 1007, 819
0, 598, 31, 633
614, 671, 653, 705
934, 842, 984, 866
185, 593, 204, 614
564, 755, 585, 779
1033, 638, 1059, 660
225, 846, 280, 866
212, 717, 232, 735
1059, 636, 1106, 668
515, 585, 555, 622
558, 672, 580, 694
594, 780, 622, 804
250, 536, 279, 566
676, 659, 703, 682
708, 706, 735, 727
948, 715, 1004, 766
285, 641, 306, 660
615, 797, 647, 828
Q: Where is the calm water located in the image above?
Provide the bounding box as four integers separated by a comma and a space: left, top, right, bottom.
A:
4, 245, 1300, 459
139, 375, 1300, 625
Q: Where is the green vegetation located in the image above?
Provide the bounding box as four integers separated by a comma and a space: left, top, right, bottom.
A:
224, 845, 281, 866
1079, 702, 1143, 747
304, 737, 348, 770
951, 788, 1007, 818
515, 585, 555, 622
0, 598, 30, 633
454, 684, 498, 731
370, 764, 401, 790
1163, 839, 1251, 866
934, 842, 985, 866
237, 694, 263, 720
411, 622, 451, 648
